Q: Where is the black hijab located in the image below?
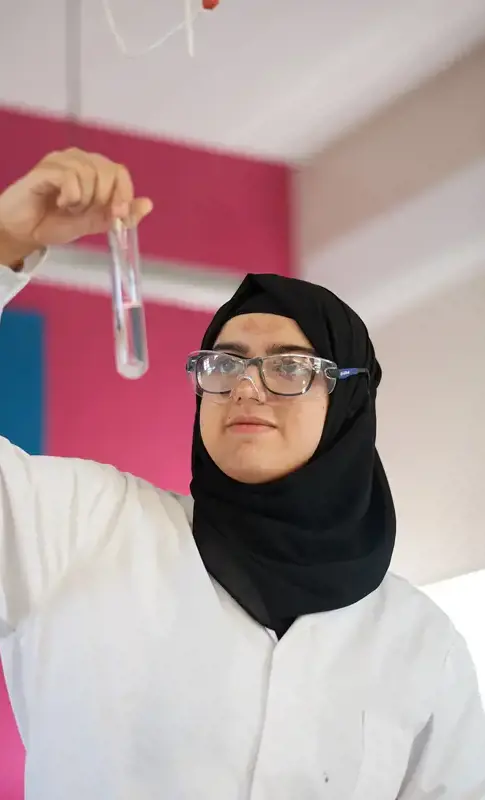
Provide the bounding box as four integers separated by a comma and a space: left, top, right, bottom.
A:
190, 273, 396, 638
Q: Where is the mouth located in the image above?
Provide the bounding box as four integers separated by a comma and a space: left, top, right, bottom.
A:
226, 417, 277, 434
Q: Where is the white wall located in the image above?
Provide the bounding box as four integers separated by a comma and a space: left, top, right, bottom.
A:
373, 270, 485, 586
423, 570, 485, 699
297, 42, 485, 263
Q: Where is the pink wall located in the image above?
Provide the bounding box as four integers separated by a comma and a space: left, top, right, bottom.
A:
11, 283, 213, 493
0, 107, 292, 276
0, 671, 23, 800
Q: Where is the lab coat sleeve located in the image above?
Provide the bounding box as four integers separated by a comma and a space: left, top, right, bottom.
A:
398, 632, 485, 799
0, 250, 47, 313
0, 256, 130, 636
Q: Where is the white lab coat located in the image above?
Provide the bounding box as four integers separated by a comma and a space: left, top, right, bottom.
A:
0, 261, 484, 800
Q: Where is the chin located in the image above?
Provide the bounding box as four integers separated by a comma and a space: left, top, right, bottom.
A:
221, 459, 289, 485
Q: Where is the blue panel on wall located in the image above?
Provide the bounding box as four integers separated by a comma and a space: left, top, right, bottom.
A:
0, 309, 44, 455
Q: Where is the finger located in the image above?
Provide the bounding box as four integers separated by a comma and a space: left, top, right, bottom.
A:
111, 164, 135, 220
24, 161, 79, 206
92, 160, 118, 209
61, 152, 97, 210
129, 197, 154, 226
38, 156, 94, 211
45, 149, 108, 211
75, 151, 123, 211
56, 171, 83, 209
34, 150, 140, 221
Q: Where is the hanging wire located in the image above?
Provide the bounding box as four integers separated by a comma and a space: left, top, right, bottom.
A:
65, 0, 83, 143
102, 0, 203, 59
184, 0, 195, 57
64, 0, 150, 379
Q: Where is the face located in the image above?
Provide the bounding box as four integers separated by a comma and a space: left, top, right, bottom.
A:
199, 313, 329, 484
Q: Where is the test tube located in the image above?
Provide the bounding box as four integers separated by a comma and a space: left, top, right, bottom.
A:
108, 218, 149, 380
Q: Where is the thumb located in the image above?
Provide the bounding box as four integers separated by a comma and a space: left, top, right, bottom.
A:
130, 197, 153, 226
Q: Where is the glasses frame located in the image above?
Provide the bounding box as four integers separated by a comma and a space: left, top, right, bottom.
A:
186, 350, 369, 398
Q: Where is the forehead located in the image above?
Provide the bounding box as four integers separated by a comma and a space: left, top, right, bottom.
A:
215, 313, 311, 347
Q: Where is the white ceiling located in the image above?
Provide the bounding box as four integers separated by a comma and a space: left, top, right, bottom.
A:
1, 0, 485, 161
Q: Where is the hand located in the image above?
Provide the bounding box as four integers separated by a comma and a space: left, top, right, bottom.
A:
0, 148, 153, 266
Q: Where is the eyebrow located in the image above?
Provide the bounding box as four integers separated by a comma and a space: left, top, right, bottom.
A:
212, 341, 318, 357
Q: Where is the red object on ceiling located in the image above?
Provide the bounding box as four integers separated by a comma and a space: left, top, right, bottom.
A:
0, 106, 292, 277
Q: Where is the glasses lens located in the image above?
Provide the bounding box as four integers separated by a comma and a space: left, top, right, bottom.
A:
262, 355, 315, 395
195, 352, 243, 394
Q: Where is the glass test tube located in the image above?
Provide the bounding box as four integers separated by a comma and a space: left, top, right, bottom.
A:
108, 219, 149, 380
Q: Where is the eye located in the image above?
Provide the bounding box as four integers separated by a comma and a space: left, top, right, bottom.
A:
213, 354, 240, 375
273, 356, 310, 376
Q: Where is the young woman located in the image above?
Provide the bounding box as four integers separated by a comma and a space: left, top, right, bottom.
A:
0, 149, 484, 800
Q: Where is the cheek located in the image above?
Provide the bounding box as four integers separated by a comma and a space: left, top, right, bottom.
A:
199, 396, 223, 450
282, 399, 327, 453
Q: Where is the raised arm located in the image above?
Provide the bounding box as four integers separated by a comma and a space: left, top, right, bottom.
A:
0, 149, 153, 634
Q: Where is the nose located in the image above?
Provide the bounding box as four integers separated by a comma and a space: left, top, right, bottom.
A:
230, 370, 266, 403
